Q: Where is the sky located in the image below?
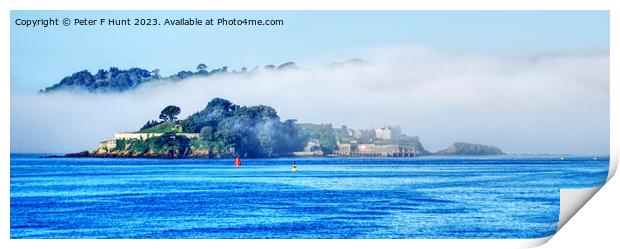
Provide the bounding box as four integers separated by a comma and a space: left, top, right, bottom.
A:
10, 11, 610, 154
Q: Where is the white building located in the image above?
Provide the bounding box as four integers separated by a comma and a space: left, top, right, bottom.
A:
375, 126, 401, 140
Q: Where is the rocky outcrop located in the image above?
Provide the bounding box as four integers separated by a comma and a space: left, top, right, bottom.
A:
435, 142, 504, 156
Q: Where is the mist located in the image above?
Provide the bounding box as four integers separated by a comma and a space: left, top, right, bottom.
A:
10, 45, 610, 155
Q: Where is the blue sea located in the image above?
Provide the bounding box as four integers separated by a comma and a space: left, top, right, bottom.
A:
10, 154, 608, 239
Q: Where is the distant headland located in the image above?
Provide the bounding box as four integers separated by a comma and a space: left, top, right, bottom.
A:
38, 62, 300, 93
62, 97, 504, 159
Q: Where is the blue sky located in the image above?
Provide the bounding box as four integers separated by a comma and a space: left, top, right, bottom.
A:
11, 10, 609, 92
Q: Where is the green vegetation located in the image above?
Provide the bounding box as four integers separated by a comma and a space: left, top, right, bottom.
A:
115, 132, 191, 158
139, 106, 183, 133
297, 123, 338, 154
138, 122, 180, 133
189, 139, 229, 152
181, 98, 306, 157
117, 98, 307, 158
140, 120, 163, 131
40, 62, 298, 93
40, 67, 153, 93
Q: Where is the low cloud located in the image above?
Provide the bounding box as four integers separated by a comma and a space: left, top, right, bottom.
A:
11, 45, 610, 154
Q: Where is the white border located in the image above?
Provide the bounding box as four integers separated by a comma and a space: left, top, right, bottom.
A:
2, 1, 618, 248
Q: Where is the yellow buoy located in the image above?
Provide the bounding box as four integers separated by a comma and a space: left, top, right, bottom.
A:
292, 161, 297, 173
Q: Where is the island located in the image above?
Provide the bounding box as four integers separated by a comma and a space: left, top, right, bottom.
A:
38, 60, 358, 93
436, 142, 504, 156
63, 97, 505, 159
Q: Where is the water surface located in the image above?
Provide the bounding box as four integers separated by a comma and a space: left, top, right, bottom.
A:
10, 155, 608, 238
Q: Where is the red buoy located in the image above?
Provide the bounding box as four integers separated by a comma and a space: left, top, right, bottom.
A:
235, 156, 241, 167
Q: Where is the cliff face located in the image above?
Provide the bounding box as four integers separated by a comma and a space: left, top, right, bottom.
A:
435, 142, 505, 156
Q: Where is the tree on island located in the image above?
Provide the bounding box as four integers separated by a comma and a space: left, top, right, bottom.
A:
197, 63, 208, 72
159, 105, 181, 122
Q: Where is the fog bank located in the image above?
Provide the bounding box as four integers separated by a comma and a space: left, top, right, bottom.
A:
11, 46, 610, 154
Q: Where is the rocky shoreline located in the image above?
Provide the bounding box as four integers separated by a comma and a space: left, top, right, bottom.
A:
52, 141, 505, 159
